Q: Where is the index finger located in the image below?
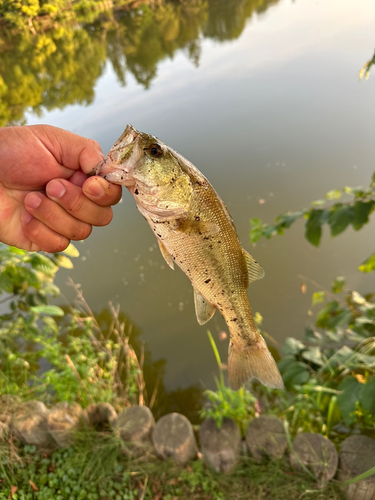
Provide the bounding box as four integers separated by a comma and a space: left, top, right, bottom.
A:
29, 125, 104, 173
82, 176, 123, 207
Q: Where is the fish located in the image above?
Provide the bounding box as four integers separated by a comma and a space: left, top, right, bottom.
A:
95, 125, 283, 390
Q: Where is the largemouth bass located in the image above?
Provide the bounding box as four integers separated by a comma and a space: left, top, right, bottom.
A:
96, 125, 283, 390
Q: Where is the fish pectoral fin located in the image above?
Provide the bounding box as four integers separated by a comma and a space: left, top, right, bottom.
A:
157, 239, 174, 270
193, 288, 216, 325
228, 337, 284, 390
243, 250, 265, 283
173, 219, 220, 237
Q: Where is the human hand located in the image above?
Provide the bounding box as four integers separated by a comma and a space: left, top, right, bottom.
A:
0, 125, 122, 252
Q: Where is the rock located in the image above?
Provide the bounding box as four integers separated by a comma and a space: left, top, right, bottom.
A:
246, 415, 287, 461
47, 402, 83, 448
290, 432, 338, 488
10, 401, 52, 447
338, 435, 375, 500
153, 412, 197, 465
115, 405, 155, 458
84, 403, 117, 428
199, 417, 241, 473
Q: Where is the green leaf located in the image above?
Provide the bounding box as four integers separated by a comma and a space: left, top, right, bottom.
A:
301, 346, 324, 366
326, 395, 341, 431
311, 199, 326, 206
278, 355, 296, 373
0, 272, 14, 294
30, 305, 64, 317
331, 276, 345, 293
315, 301, 341, 329
329, 204, 354, 237
359, 376, 375, 414
326, 310, 352, 330
337, 377, 362, 426
305, 210, 326, 246
54, 255, 73, 269
325, 189, 342, 200
282, 337, 305, 356
312, 291, 325, 306
61, 244, 80, 258
8, 246, 27, 255
275, 210, 306, 229
351, 201, 374, 230
358, 253, 375, 273
30, 254, 58, 276
282, 362, 310, 388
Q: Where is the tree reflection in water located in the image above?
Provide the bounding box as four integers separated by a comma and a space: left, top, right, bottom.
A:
0, 0, 281, 126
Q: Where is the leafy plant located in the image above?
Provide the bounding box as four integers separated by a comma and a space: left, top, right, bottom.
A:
277, 277, 375, 436
199, 331, 256, 435
0, 243, 144, 409
250, 173, 375, 273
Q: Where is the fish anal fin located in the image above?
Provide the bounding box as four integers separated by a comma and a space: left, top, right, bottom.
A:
228, 337, 283, 390
243, 250, 265, 283
157, 239, 174, 270
194, 288, 216, 325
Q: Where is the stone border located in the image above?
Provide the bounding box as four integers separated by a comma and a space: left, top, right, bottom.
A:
1, 396, 374, 499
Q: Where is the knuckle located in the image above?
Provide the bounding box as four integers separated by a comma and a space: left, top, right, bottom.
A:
67, 193, 86, 214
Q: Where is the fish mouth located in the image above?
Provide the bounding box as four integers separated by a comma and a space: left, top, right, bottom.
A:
94, 124, 139, 187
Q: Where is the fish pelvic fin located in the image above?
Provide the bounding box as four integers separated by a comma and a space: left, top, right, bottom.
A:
228, 336, 284, 391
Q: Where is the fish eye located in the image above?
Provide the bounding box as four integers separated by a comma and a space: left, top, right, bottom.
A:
149, 143, 162, 157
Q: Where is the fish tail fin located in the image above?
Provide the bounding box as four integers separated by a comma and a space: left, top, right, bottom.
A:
228, 336, 284, 391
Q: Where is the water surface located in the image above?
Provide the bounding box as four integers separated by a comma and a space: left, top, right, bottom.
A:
2, 0, 375, 399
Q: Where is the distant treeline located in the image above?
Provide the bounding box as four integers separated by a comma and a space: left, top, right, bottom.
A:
0, 0, 281, 126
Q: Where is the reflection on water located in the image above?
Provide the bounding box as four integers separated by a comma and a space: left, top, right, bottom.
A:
0, 0, 281, 126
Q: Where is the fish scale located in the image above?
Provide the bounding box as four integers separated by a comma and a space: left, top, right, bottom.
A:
96, 124, 283, 391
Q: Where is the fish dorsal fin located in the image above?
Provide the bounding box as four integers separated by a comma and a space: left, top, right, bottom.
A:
243, 250, 265, 283
157, 239, 174, 270
193, 288, 216, 325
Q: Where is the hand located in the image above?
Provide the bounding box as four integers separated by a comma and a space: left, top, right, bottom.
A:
0, 125, 122, 252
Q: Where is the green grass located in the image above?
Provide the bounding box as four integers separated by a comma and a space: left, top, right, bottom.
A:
0, 432, 345, 500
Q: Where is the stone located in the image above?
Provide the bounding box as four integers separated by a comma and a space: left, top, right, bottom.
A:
115, 405, 155, 458
338, 435, 375, 500
84, 402, 117, 428
199, 417, 241, 473
290, 432, 338, 488
153, 412, 197, 465
47, 402, 83, 447
246, 415, 287, 461
10, 401, 52, 447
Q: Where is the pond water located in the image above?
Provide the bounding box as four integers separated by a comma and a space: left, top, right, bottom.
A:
1, 0, 375, 410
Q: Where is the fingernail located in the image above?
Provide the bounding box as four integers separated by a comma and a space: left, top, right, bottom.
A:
26, 193, 42, 209
47, 180, 66, 199
21, 212, 32, 225
85, 180, 105, 199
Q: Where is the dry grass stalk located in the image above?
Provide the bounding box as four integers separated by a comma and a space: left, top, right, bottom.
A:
66, 278, 147, 407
